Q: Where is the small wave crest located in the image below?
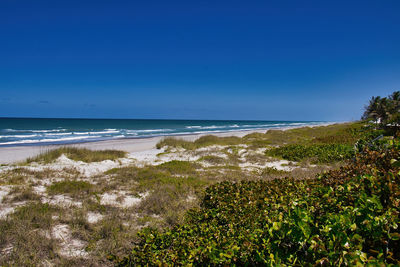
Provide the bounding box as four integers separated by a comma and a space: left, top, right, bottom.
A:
0, 135, 103, 146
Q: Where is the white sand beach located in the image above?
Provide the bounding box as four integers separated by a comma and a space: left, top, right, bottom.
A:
0, 129, 266, 164
0, 123, 337, 165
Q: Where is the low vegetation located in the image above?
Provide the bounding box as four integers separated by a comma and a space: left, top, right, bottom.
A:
0, 203, 60, 266
260, 166, 289, 176
156, 135, 243, 150
114, 138, 400, 266
25, 147, 126, 164
107, 166, 208, 201
266, 143, 354, 163
47, 180, 94, 197
198, 155, 227, 165
5, 186, 41, 203
157, 122, 367, 151
156, 160, 200, 175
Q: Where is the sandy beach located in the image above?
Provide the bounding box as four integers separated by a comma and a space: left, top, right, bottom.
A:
0, 129, 269, 164
0, 122, 339, 165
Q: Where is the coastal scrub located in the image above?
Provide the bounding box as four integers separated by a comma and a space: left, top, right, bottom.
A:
114, 139, 400, 266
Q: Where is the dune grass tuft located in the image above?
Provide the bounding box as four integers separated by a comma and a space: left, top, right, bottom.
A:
47, 180, 94, 197
198, 155, 227, 165
25, 147, 126, 164
156, 160, 200, 174
156, 135, 242, 150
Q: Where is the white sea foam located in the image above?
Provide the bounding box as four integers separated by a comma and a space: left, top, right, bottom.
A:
0, 134, 38, 138
126, 129, 173, 134
88, 130, 119, 134
111, 135, 126, 138
0, 121, 329, 146
0, 135, 102, 145
2, 129, 67, 133
185, 125, 223, 130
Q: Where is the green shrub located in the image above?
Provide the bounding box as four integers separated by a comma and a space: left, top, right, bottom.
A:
113, 141, 400, 266
266, 143, 354, 163
261, 166, 289, 176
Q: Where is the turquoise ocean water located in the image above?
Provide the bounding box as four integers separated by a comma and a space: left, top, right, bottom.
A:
0, 118, 327, 146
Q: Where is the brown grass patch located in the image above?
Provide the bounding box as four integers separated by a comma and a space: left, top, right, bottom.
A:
26, 147, 126, 164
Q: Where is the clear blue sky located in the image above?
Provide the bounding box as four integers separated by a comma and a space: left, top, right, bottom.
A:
1, 0, 399, 121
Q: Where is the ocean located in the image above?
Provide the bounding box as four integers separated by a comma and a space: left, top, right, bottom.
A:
0, 118, 327, 146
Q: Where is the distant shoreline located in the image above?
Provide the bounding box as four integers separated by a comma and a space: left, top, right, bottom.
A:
0, 122, 339, 164
0, 118, 329, 147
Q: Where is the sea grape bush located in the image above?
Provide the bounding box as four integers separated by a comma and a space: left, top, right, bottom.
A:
265, 143, 354, 163
264, 124, 383, 164
113, 139, 400, 266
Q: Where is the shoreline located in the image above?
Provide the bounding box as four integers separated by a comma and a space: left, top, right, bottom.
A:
0, 123, 338, 164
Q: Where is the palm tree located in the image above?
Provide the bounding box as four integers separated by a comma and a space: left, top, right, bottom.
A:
363, 96, 382, 124
363, 91, 400, 128
386, 91, 400, 126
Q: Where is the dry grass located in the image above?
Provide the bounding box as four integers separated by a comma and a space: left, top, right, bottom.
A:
198, 155, 227, 165
4, 186, 41, 203
0, 203, 59, 266
157, 135, 242, 150
26, 147, 126, 164
0, 168, 67, 185
244, 153, 273, 165
47, 180, 94, 198
156, 160, 200, 175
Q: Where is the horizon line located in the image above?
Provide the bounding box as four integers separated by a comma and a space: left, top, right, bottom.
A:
0, 116, 329, 122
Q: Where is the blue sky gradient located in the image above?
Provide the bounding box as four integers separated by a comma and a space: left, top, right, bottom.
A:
1, 0, 399, 121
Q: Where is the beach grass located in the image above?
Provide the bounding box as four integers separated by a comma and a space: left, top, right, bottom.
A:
47, 180, 94, 197
5, 186, 41, 203
198, 155, 227, 165
156, 160, 200, 174
25, 147, 126, 164
0, 203, 59, 266
156, 135, 242, 150
156, 122, 366, 151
